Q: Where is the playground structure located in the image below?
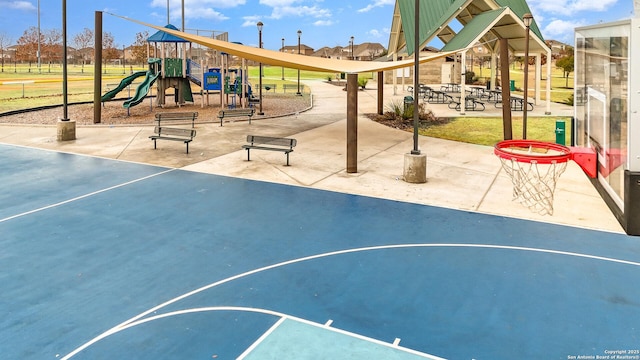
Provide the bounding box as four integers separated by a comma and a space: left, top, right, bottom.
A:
99, 23, 257, 112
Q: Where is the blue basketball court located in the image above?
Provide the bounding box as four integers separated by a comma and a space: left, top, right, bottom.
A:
1, 143, 639, 359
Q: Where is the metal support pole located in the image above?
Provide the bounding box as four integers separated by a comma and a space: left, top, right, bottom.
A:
377, 71, 384, 115
411, 0, 420, 155
522, 14, 532, 139
296, 30, 301, 95
257, 22, 264, 115
347, 73, 358, 173
61, 0, 68, 121
93, 11, 103, 124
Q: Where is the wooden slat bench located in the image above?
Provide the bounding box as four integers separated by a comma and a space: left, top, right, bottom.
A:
218, 108, 255, 126
149, 127, 196, 154
242, 135, 297, 166
154, 112, 198, 127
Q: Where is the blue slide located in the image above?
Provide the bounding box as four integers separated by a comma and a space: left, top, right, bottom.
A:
100, 71, 148, 102
122, 71, 160, 109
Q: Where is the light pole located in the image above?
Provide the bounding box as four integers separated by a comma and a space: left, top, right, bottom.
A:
37, 0, 41, 73
281, 37, 285, 80
257, 21, 264, 115
350, 36, 354, 60
522, 13, 533, 140
296, 30, 301, 95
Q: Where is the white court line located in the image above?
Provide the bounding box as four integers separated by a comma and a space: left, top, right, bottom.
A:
90, 306, 445, 360
0, 169, 175, 223
237, 315, 287, 359
61, 243, 640, 359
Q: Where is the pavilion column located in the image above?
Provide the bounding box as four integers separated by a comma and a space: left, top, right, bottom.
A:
459, 49, 467, 115
499, 38, 512, 140
490, 50, 497, 90
347, 73, 358, 173
393, 53, 398, 95
545, 49, 552, 115
535, 53, 541, 105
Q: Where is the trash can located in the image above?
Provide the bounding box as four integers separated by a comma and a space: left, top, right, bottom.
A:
404, 96, 414, 113
555, 120, 566, 145
510, 80, 515, 91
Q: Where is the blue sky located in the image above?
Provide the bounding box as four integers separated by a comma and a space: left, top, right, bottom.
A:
0, 0, 635, 50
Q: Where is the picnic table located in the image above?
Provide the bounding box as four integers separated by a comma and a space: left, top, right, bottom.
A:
494, 96, 534, 111
467, 86, 486, 97
427, 90, 452, 104
449, 95, 485, 111
440, 83, 460, 92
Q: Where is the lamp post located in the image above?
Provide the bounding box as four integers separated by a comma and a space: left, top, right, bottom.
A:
296, 30, 302, 95
350, 36, 354, 60
37, 0, 41, 73
522, 13, 533, 140
281, 37, 285, 80
257, 21, 264, 115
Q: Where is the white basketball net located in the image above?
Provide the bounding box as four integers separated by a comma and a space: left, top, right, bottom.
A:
498, 157, 567, 216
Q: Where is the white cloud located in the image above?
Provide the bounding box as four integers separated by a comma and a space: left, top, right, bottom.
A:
150, 0, 242, 21
259, 0, 302, 6
531, 0, 618, 15
543, 18, 587, 41
314, 20, 333, 26
269, 5, 331, 20
151, 0, 246, 9
184, 7, 229, 21
358, 0, 394, 13
1, 1, 35, 11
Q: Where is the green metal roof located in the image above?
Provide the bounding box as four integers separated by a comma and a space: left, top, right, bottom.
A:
396, 0, 545, 55
399, 0, 466, 55
441, 8, 505, 51
494, 0, 543, 39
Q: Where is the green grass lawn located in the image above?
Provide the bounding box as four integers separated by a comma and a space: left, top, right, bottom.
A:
419, 116, 572, 146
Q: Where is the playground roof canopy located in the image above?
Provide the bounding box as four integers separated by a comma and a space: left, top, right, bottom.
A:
147, 24, 189, 43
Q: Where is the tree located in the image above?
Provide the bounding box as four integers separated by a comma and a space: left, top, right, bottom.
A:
16, 26, 40, 66
556, 55, 574, 88
0, 32, 12, 72
102, 32, 120, 66
130, 31, 149, 65
42, 29, 62, 67
73, 28, 93, 70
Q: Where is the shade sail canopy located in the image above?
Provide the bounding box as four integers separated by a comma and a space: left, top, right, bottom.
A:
108, 12, 462, 74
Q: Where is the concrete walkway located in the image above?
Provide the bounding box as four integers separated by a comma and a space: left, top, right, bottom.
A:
0, 79, 623, 233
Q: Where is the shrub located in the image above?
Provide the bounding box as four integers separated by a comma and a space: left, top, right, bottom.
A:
358, 77, 368, 89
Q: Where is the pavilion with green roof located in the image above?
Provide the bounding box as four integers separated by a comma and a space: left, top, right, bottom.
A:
387, 0, 552, 114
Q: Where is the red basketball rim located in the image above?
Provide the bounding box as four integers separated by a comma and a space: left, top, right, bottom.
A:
494, 140, 572, 164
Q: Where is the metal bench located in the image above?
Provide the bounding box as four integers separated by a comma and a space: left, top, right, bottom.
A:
154, 112, 198, 127
242, 135, 297, 166
149, 127, 196, 154
217, 108, 255, 126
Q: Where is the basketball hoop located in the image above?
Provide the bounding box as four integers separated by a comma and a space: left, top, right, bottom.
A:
494, 140, 572, 216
